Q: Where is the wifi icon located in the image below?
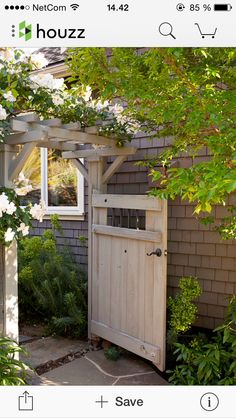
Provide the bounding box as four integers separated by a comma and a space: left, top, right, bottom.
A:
70, 4, 80, 11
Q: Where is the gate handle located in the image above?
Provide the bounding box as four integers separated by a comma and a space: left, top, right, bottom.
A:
147, 248, 162, 257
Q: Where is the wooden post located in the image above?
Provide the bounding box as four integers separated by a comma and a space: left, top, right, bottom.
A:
87, 156, 107, 339
0, 145, 19, 342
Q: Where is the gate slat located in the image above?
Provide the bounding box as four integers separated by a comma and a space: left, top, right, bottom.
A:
91, 320, 161, 365
92, 224, 161, 242
92, 194, 161, 211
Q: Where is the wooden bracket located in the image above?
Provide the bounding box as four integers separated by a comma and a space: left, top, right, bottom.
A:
102, 155, 126, 184
8, 142, 37, 181
71, 159, 88, 182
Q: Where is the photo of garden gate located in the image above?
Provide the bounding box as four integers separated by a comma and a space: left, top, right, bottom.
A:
0, 47, 236, 386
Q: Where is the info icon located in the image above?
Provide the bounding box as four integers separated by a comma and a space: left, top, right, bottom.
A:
176, 3, 185, 11
200, 393, 219, 412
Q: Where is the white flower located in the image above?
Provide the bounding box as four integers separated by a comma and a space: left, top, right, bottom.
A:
0, 105, 7, 120
91, 99, 109, 111
0, 192, 10, 216
30, 53, 48, 69
4, 228, 15, 243
0, 48, 15, 62
6, 202, 16, 215
29, 74, 64, 91
52, 95, 64, 106
110, 104, 124, 115
3, 91, 16, 103
126, 121, 140, 134
82, 86, 92, 102
14, 172, 33, 195
15, 185, 33, 196
52, 78, 65, 90
17, 223, 30, 236
30, 200, 46, 222
18, 172, 26, 182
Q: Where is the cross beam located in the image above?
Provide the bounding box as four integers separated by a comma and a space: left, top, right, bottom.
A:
5, 114, 137, 186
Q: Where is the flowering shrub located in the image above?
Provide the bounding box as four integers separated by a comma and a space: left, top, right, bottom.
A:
0, 173, 46, 246
0, 48, 141, 244
0, 48, 139, 144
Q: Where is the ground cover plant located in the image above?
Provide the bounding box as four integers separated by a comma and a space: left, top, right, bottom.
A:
18, 217, 87, 338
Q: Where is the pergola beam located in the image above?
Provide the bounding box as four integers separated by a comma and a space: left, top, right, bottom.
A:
47, 127, 116, 146
37, 141, 78, 151
5, 130, 48, 145
62, 146, 137, 159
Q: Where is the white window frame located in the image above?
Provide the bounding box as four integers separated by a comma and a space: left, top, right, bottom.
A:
40, 148, 84, 217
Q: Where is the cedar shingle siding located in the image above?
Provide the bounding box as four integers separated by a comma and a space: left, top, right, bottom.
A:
32, 133, 236, 330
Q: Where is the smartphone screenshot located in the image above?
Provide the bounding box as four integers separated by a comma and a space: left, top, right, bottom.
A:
0, 1, 235, 417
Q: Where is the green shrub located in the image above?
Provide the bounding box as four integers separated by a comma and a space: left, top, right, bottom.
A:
168, 295, 236, 385
0, 338, 28, 385
18, 223, 87, 338
104, 346, 121, 361
168, 277, 202, 335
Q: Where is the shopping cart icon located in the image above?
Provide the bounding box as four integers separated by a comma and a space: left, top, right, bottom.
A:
195, 23, 217, 38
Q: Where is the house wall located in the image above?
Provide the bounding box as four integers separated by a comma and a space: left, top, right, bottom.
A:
32, 183, 89, 268
31, 132, 236, 329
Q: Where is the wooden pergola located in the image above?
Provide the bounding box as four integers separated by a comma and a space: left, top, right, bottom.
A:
0, 113, 137, 342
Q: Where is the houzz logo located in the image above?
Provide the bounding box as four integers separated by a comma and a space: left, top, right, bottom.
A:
16, 21, 85, 41
19, 21, 32, 41
37, 25, 85, 39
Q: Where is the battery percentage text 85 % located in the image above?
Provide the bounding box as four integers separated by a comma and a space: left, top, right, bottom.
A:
190, 4, 212, 11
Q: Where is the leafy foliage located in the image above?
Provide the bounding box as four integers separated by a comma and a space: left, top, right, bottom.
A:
168, 296, 236, 385
0, 338, 28, 385
104, 346, 121, 361
18, 224, 87, 338
68, 48, 236, 219
217, 206, 236, 239
168, 277, 202, 334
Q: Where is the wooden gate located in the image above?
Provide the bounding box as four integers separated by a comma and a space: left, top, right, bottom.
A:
90, 194, 167, 371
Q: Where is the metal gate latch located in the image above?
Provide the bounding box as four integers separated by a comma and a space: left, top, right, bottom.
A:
147, 248, 162, 257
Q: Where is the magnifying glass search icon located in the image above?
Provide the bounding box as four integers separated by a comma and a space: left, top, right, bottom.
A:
159, 22, 176, 39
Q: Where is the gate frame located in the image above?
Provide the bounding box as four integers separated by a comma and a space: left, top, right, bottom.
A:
90, 192, 167, 370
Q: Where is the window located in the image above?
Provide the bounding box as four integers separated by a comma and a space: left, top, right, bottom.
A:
20, 148, 84, 217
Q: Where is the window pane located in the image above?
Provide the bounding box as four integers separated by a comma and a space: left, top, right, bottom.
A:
19, 147, 41, 205
48, 149, 78, 207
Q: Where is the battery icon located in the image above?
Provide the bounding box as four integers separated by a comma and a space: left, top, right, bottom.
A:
214, 4, 232, 10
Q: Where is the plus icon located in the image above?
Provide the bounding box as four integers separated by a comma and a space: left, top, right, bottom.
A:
95, 395, 109, 408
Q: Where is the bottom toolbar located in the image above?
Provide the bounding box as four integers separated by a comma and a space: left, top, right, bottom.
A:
0, 386, 234, 417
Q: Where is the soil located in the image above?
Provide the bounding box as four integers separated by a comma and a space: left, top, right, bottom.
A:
20, 324, 48, 338
35, 344, 91, 375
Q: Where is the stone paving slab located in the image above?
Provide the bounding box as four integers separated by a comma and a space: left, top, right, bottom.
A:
19, 335, 35, 344
21, 337, 88, 368
41, 349, 168, 386
117, 373, 168, 385
41, 357, 116, 385
86, 350, 152, 376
